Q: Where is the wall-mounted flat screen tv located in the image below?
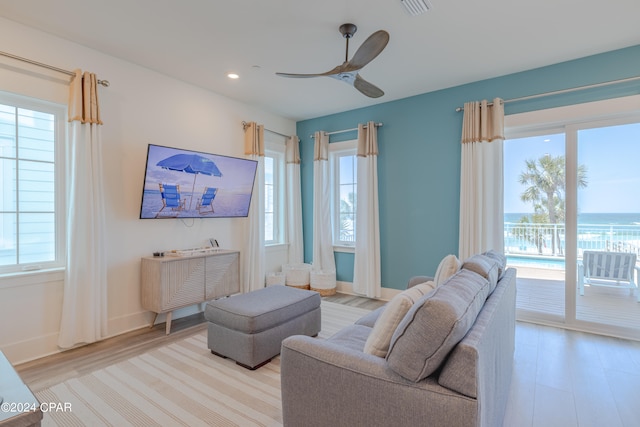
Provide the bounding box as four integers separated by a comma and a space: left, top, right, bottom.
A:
139, 144, 258, 219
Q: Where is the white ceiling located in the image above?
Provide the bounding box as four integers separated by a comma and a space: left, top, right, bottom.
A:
1, 0, 639, 121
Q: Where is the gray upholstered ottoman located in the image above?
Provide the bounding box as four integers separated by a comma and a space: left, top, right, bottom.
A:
204, 286, 321, 369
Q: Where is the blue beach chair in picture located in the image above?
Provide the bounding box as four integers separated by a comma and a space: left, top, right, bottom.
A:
155, 183, 186, 217
197, 187, 218, 214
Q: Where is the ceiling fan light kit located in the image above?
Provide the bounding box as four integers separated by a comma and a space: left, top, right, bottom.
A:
401, 0, 432, 16
276, 23, 389, 98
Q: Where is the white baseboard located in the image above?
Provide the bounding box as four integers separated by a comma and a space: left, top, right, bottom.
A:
335, 281, 400, 301
107, 310, 156, 337
4, 332, 62, 365
9, 308, 202, 365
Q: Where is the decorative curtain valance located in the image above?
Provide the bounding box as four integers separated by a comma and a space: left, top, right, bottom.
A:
286, 135, 301, 164
68, 69, 103, 125
314, 131, 329, 160
461, 98, 504, 144
357, 121, 379, 157
244, 121, 265, 156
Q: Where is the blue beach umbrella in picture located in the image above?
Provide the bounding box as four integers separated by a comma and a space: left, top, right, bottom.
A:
157, 154, 222, 209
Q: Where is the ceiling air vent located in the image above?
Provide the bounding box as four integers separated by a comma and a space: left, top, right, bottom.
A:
401, 0, 432, 16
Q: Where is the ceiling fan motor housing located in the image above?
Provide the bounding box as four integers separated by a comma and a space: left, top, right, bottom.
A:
339, 23, 357, 39
331, 72, 356, 84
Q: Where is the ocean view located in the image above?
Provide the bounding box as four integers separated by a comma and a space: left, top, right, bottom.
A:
504, 213, 640, 263
505, 212, 640, 225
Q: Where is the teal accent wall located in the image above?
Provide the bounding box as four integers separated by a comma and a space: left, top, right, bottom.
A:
297, 45, 640, 290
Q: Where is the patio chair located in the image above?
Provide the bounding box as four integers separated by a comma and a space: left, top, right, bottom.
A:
577, 251, 639, 301
155, 183, 186, 217
197, 187, 218, 214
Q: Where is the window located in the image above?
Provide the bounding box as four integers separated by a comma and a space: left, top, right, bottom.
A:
330, 140, 357, 247
264, 140, 285, 245
0, 92, 65, 274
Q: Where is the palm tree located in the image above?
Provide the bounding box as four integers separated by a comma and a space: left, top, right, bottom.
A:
518, 154, 587, 255
512, 214, 549, 254
339, 192, 357, 242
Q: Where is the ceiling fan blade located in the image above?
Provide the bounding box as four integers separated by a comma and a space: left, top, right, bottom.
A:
354, 74, 384, 98
276, 63, 346, 78
276, 72, 328, 78
345, 30, 389, 71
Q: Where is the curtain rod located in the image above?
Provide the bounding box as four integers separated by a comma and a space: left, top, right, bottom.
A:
454, 75, 640, 112
309, 122, 383, 138
0, 50, 110, 87
241, 121, 290, 139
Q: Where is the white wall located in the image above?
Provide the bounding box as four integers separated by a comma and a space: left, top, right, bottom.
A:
0, 17, 293, 364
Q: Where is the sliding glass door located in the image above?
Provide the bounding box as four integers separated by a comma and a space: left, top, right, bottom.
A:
504, 96, 640, 340
504, 133, 567, 322
573, 121, 640, 333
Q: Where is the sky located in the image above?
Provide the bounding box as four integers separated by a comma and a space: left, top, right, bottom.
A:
504, 122, 640, 214
143, 144, 257, 194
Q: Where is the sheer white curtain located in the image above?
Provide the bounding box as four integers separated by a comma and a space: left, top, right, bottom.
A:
459, 98, 505, 259
285, 135, 304, 264
244, 122, 265, 292
312, 132, 336, 274
353, 122, 381, 298
58, 70, 108, 349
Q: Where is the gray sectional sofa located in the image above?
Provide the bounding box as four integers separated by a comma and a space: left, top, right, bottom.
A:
280, 252, 516, 427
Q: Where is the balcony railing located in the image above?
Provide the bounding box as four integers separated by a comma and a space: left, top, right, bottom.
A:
504, 222, 640, 257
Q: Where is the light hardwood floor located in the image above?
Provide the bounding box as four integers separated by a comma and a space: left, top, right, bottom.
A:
15, 293, 385, 391
506, 321, 640, 427
15, 293, 640, 427
16, 312, 209, 391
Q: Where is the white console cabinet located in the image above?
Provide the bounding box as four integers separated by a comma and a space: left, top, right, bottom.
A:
141, 250, 240, 334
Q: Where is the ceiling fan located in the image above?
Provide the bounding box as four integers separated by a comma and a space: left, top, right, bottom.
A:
276, 23, 390, 98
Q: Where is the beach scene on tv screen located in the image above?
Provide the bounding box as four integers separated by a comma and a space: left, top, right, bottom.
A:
140, 145, 257, 218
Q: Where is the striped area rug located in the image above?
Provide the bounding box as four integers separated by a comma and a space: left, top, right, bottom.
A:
36, 301, 373, 426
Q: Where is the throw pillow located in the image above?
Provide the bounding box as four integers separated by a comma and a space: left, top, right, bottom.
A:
386, 269, 490, 382
462, 254, 500, 293
434, 254, 462, 286
363, 282, 435, 358
482, 249, 507, 279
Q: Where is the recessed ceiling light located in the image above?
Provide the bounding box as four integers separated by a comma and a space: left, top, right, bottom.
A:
227, 73, 239, 79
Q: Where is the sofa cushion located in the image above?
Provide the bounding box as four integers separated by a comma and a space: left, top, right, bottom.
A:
327, 324, 372, 352
482, 249, 507, 279
407, 275, 434, 288
354, 306, 385, 328
434, 254, 462, 286
462, 254, 500, 293
363, 282, 435, 357
386, 269, 490, 382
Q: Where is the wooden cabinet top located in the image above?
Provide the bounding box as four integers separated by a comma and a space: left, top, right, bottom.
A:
142, 249, 239, 262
